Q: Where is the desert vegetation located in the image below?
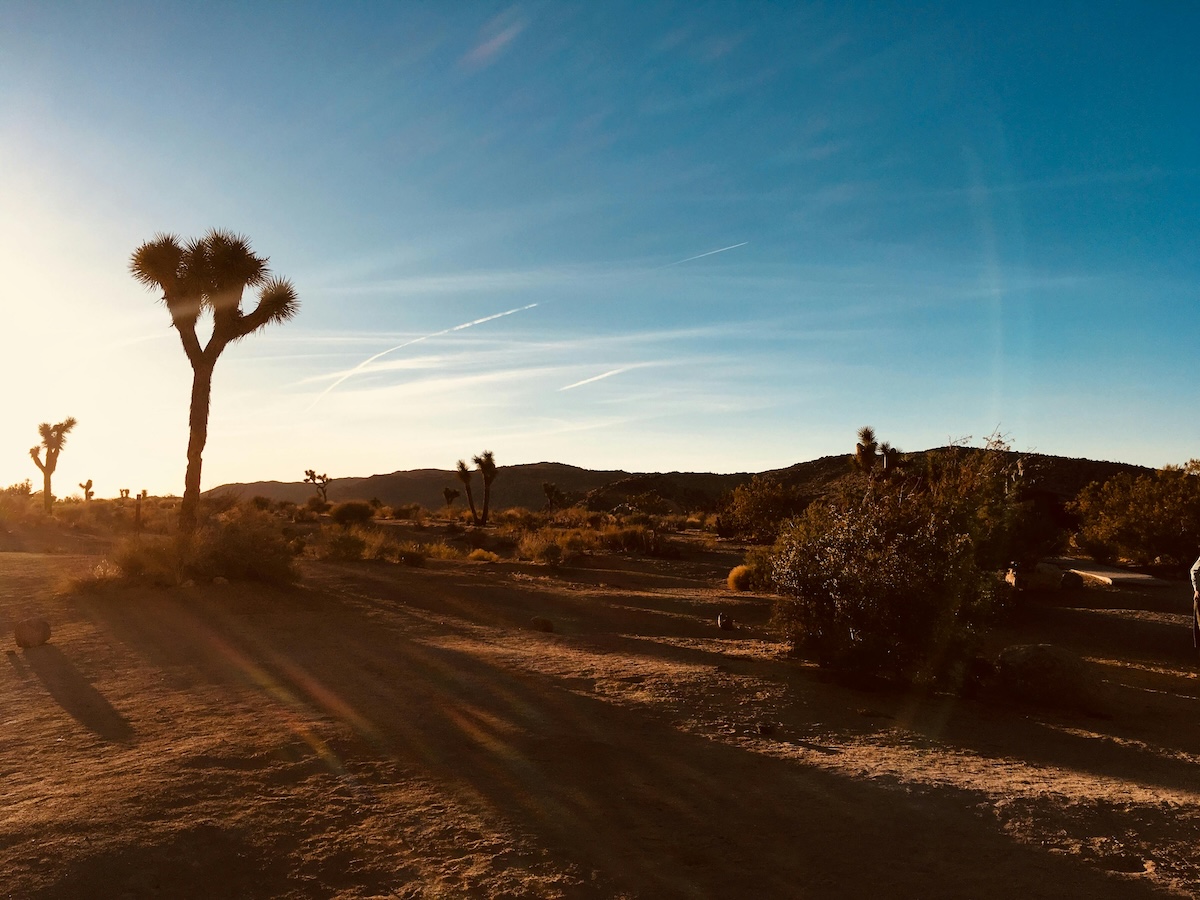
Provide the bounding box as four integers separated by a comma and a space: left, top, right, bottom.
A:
130, 230, 299, 532
29, 417, 77, 514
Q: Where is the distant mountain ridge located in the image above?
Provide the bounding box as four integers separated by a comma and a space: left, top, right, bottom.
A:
208, 451, 1153, 513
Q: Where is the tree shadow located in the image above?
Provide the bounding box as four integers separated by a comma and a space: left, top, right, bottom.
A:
22, 645, 134, 743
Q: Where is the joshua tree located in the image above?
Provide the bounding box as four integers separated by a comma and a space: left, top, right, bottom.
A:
442, 487, 460, 509
455, 460, 479, 525
29, 417, 77, 514
473, 450, 498, 526
120, 488, 131, 500
131, 230, 299, 533
854, 426, 878, 473
879, 441, 902, 475
79, 479, 94, 502
304, 469, 332, 504
543, 482, 565, 511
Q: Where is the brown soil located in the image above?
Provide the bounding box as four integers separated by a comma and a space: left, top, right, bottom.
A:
2, 543, 1198, 898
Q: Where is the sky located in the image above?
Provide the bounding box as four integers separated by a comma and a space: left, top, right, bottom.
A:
1, 1, 1198, 498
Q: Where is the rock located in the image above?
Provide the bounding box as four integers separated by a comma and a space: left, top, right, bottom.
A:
995, 643, 1106, 715
14, 618, 51, 648
529, 616, 554, 633
212, 576, 229, 586
717, 612, 735, 631
1059, 570, 1084, 589
756, 722, 777, 736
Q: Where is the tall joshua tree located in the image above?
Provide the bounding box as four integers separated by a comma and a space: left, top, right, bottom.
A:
473, 450, 498, 526
456, 460, 479, 525
29, 417, 77, 514
131, 230, 298, 533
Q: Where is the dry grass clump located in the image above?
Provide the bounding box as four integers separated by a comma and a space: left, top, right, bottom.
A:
468, 548, 500, 562
727, 565, 753, 591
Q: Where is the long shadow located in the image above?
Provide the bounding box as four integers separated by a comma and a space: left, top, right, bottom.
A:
209, 621, 1169, 898
22, 645, 134, 743
69, 571, 1190, 895
302, 565, 1200, 790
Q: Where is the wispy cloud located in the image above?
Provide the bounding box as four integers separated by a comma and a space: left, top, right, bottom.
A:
656, 241, 748, 269
307, 303, 538, 408
462, 12, 526, 70
558, 367, 632, 391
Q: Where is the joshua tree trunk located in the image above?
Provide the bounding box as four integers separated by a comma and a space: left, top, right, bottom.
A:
464, 482, 479, 526
181, 361, 215, 533
40, 469, 52, 514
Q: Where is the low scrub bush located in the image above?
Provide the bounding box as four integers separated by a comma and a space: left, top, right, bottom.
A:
107, 507, 297, 584
469, 548, 500, 562
323, 530, 367, 561
330, 500, 374, 527
720, 475, 806, 543
727, 565, 753, 591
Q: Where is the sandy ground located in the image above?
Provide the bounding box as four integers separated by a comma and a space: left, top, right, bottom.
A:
2, 543, 1199, 898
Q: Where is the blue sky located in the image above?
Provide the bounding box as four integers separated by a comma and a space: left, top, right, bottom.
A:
1, 2, 1197, 496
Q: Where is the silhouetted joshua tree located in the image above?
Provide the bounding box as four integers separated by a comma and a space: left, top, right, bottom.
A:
456, 460, 479, 526
543, 482, 565, 511
30, 418, 76, 514
473, 450, 498, 526
854, 425, 878, 473
131, 230, 298, 533
442, 487, 460, 509
79, 479, 94, 502
304, 469, 332, 504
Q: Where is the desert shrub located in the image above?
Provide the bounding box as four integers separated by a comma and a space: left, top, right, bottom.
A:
600, 524, 679, 558
249, 495, 274, 511
330, 500, 374, 527
727, 565, 753, 591
469, 548, 500, 562
1070, 463, 1200, 565
389, 503, 427, 522
376, 506, 395, 519
495, 507, 544, 530
517, 530, 565, 564
551, 506, 606, 529
323, 530, 367, 561
396, 544, 427, 566
108, 507, 296, 584
423, 541, 462, 560
720, 475, 805, 543
348, 526, 398, 561
306, 495, 330, 514
771, 439, 1036, 682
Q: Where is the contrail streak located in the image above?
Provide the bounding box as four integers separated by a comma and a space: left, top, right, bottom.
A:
558, 367, 630, 391
308, 302, 538, 408
657, 241, 748, 269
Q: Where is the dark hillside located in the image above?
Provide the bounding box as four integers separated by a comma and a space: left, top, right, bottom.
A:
210, 451, 1155, 514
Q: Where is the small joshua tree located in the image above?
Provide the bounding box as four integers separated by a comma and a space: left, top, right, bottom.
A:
442, 487, 460, 509
473, 450, 498, 526
543, 482, 565, 511
120, 488, 131, 500
304, 469, 332, 504
79, 479, 95, 502
455, 460, 479, 526
854, 426, 878, 473
29, 417, 77, 514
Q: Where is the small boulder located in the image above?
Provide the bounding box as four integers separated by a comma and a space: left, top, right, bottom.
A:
14, 618, 51, 648
995, 643, 1106, 715
717, 612, 735, 631
529, 616, 554, 633
1059, 570, 1084, 589
212, 576, 230, 586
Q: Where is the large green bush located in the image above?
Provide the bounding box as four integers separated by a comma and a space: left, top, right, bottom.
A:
1070, 462, 1200, 565
771, 441, 1047, 681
